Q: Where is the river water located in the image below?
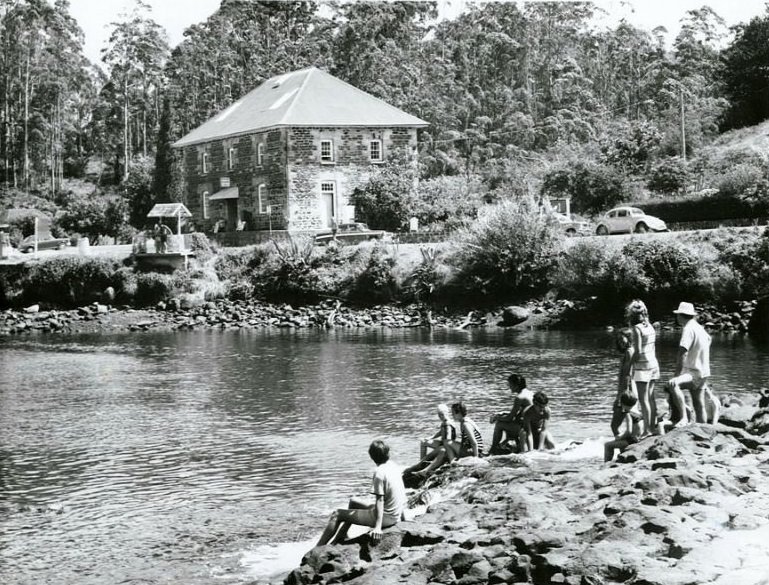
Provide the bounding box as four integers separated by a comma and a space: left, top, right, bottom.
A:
1, 327, 767, 584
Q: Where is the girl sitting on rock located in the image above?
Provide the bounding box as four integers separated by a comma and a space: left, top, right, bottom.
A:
414, 401, 484, 478
604, 393, 643, 462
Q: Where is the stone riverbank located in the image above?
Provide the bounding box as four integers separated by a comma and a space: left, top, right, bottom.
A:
0, 297, 760, 336
278, 402, 769, 585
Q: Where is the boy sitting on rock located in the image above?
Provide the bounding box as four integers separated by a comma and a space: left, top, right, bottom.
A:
604, 393, 642, 462
524, 391, 556, 451
316, 440, 407, 547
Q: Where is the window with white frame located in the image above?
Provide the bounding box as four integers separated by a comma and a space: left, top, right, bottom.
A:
257, 184, 269, 214
369, 139, 383, 162
202, 152, 209, 174
228, 147, 236, 170
202, 191, 210, 219
320, 139, 334, 163
257, 142, 265, 166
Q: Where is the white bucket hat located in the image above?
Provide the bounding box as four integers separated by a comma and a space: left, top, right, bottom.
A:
673, 301, 696, 316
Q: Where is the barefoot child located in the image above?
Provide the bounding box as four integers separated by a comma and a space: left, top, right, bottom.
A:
316, 440, 406, 546
404, 404, 457, 475
604, 393, 642, 462
656, 382, 694, 434
415, 401, 483, 478
611, 328, 636, 437
524, 391, 556, 451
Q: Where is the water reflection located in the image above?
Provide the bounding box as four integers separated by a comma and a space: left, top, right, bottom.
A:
0, 327, 766, 584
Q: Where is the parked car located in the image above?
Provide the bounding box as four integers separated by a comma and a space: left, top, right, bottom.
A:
19, 235, 71, 253
314, 222, 394, 245
594, 207, 668, 235
553, 212, 592, 237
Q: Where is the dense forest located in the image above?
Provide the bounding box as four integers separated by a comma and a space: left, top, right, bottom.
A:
1, 0, 769, 237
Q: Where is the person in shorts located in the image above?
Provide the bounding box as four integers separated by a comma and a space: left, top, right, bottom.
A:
316, 440, 406, 546
627, 300, 659, 436
666, 302, 712, 425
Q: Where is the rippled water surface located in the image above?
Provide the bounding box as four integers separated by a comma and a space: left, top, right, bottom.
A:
1, 327, 767, 584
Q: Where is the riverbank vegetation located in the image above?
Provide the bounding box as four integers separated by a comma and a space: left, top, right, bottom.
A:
2, 202, 767, 329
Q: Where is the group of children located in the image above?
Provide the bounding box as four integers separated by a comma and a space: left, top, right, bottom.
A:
403, 374, 556, 481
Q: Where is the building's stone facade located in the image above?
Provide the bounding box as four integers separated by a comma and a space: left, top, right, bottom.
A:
181, 126, 419, 233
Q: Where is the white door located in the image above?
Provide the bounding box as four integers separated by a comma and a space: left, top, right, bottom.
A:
320, 182, 336, 228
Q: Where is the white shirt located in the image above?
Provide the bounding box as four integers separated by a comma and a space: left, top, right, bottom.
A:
371, 460, 406, 519
680, 319, 711, 378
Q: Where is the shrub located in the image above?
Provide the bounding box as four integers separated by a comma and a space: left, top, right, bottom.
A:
8, 214, 38, 245
133, 272, 178, 307
402, 246, 445, 304
214, 245, 271, 300
621, 240, 701, 300
21, 257, 125, 307
347, 245, 398, 304
541, 162, 628, 216
411, 175, 485, 231
647, 158, 690, 195
261, 236, 323, 304
187, 232, 215, 262
350, 153, 417, 231
714, 228, 769, 298
552, 240, 647, 301
54, 194, 128, 241
716, 163, 767, 198
446, 197, 563, 301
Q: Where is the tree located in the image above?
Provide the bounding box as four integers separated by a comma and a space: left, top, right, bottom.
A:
541, 162, 627, 216
350, 155, 418, 231
719, 9, 769, 130
55, 193, 127, 240
101, 0, 169, 180
0, 0, 93, 190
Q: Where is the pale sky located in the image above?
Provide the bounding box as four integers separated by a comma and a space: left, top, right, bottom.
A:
67, 0, 769, 68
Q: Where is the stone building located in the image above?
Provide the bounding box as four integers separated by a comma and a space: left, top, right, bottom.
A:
172, 67, 428, 235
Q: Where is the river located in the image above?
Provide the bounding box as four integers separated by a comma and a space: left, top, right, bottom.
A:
1, 327, 767, 584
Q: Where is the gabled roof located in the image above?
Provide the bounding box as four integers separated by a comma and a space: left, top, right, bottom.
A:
147, 203, 191, 218
173, 67, 428, 148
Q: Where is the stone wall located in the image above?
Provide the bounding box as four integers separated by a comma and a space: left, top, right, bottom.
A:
181, 126, 419, 233
287, 127, 419, 231
181, 129, 288, 232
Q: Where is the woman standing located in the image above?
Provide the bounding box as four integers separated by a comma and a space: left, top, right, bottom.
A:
627, 300, 659, 436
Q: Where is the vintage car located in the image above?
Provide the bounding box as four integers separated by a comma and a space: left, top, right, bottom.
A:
594, 207, 668, 235
18, 235, 71, 253
553, 212, 592, 237
314, 222, 394, 245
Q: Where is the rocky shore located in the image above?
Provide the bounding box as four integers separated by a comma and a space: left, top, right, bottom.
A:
0, 297, 760, 336
278, 402, 769, 585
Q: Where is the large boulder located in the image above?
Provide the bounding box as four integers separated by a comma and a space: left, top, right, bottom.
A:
500, 306, 530, 326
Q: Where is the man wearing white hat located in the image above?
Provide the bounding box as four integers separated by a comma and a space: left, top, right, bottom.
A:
666, 302, 711, 425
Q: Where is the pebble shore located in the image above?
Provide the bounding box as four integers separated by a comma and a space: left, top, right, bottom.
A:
0, 297, 759, 335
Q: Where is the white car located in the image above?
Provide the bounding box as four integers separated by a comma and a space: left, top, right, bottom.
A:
594, 207, 667, 235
